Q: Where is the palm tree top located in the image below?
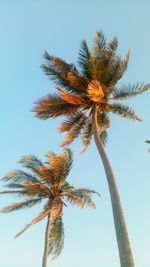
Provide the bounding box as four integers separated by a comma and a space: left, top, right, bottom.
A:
0, 148, 98, 259
33, 31, 150, 152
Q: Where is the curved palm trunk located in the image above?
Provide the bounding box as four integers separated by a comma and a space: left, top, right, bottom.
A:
92, 105, 134, 267
42, 214, 51, 267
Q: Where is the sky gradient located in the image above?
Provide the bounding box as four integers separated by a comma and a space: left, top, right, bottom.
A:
0, 1, 150, 267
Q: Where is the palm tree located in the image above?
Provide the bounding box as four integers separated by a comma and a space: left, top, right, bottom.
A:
33, 31, 150, 267
0, 148, 98, 267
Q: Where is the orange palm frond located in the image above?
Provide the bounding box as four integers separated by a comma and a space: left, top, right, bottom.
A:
66, 70, 87, 90
15, 205, 51, 238
59, 91, 86, 105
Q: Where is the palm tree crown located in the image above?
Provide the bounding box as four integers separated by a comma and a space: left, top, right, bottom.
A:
33, 31, 150, 152
0, 148, 98, 260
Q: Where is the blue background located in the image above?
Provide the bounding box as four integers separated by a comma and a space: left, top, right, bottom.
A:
0, 1, 150, 267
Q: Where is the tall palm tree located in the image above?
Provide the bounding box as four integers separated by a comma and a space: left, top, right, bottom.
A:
33, 31, 150, 267
0, 148, 98, 267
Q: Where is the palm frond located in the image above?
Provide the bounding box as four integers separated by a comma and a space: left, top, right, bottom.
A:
121, 49, 130, 74
97, 111, 110, 131
0, 198, 42, 213
2, 170, 39, 183
103, 55, 123, 86
109, 103, 143, 122
43, 52, 73, 73
65, 187, 98, 209
80, 120, 92, 153
87, 34, 127, 87
107, 37, 118, 53
74, 188, 100, 197
18, 181, 50, 197
49, 155, 65, 185
61, 115, 87, 147
33, 94, 80, 119
0, 190, 27, 196
45, 150, 72, 187
14, 204, 51, 238
78, 40, 91, 79
48, 216, 64, 259
99, 130, 108, 145
112, 82, 150, 100
42, 52, 87, 94
92, 31, 106, 56
59, 90, 86, 105
37, 165, 56, 186
106, 50, 130, 87
59, 148, 73, 179
19, 154, 43, 176
58, 112, 85, 133
45, 151, 56, 165
4, 183, 27, 189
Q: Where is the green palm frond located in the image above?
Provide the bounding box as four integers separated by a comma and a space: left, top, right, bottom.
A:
2, 170, 39, 183
59, 148, 73, 178
65, 187, 99, 209
87, 32, 129, 87
19, 154, 43, 175
0, 198, 42, 213
4, 183, 27, 189
92, 31, 106, 56
97, 111, 110, 130
0, 187, 48, 198
121, 49, 130, 74
103, 55, 124, 86
78, 40, 91, 78
48, 216, 64, 259
58, 112, 85, 133
43, 52, 73, 73
2, 169, 50, 197
81, 120, 92, 153
1, 183, 30, 196
99, 130, 108, 145
61, 115, 87, 147
33, 94, 80, 119
74, 188, 100, 197
112, 82, 150, 100
107, 37, 118, 53
96, 36, 118, 71
109, 103, 143, 122
0, 189, 27, 196
105, 50, 130, 87
42, 52, 87, 95
60, 181, 74, 194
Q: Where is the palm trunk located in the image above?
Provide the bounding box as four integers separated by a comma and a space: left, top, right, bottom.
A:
42, 214, 51, 267
92, 105, 134, 267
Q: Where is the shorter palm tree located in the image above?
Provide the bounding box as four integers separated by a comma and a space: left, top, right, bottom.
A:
0, 148, 98, 267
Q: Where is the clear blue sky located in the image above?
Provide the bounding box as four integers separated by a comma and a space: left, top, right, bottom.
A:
0, 1, 150, 267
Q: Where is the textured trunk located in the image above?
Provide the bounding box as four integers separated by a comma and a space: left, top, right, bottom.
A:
42, 214, 51, 267
92, 105, 134, 267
